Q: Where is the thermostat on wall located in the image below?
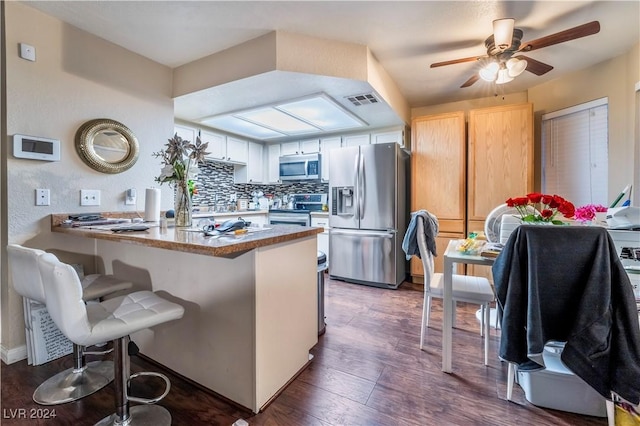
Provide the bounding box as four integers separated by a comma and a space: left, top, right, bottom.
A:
13, 134, 61, 161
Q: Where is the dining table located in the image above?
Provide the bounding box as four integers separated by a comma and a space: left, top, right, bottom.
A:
441, 240, 496, 373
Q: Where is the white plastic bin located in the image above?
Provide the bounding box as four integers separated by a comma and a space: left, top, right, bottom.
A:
517, 343, 607, 418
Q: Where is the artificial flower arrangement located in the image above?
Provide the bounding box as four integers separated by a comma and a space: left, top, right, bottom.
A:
153, 133, 209, 226
506, 193, 575, 225
574, 203, 607, 223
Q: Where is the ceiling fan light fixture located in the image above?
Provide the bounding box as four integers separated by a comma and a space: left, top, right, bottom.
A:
496, 68, 514, 85
493, 18, 515, 50
479, 61, 499, 82
506, 57, 527, 77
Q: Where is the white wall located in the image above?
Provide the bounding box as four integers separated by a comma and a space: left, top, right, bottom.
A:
528, 43, 640, 201
1, 2, 174, 357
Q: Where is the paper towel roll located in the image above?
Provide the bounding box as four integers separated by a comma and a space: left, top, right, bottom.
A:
144, 188, 161, 222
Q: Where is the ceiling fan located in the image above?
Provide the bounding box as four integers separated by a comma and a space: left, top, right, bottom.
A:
431, 19, 600, 88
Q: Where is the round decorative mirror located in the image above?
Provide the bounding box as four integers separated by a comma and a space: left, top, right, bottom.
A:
75, 119, 139, 173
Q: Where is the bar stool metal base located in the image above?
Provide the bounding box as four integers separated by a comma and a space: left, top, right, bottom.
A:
94, 405, 171, 426
33, 360, 114, 405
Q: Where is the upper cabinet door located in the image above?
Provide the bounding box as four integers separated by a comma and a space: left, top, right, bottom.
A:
174, 124, 196, 144
320, 137, 342, 182
343, 134, 370, 147
411, 112, 466, 224
247, 142, 264, 183
201, 130, 226, 161
468, 103, 533, 222
226, 137, 248, 164
280, 142, 300, 156
266, 144, 281, 184
372, 130, 403, 146
299, 139, 320, 154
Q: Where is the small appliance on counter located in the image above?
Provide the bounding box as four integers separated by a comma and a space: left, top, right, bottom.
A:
236, 198, 248, 211
258, 196, 269, 211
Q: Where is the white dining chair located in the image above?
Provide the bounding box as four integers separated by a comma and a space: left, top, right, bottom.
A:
416, 216, 495, 365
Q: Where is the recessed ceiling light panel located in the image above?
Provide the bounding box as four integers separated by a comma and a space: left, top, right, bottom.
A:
278, 96, 365, 131
236, 108, 318, 134
201, 115, 286, 139
199, 93, 367, 140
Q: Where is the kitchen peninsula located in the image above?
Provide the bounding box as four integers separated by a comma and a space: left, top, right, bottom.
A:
51, 214, 322, 413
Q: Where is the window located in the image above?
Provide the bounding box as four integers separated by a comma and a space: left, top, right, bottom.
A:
542, 98, 608, 207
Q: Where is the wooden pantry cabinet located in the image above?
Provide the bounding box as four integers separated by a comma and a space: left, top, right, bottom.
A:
467, 103, 534, 278
410, 111, 466, 280
410, 104, 534, 281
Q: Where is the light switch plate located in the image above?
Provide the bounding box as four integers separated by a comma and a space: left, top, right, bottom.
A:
80, 189, 101, 206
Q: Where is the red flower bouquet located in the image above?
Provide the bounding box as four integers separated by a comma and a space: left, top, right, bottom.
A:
506, 193, 575, 225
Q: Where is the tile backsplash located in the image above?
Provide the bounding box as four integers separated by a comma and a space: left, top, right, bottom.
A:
192, 161, 328, 208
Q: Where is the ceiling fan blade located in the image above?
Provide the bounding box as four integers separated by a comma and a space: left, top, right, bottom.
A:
519, 21, 600, 52
461, 74, 480, 88
514, 55, 554, 76
431, 55, 484, 68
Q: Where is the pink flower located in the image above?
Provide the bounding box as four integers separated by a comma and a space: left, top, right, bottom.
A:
574, 204, 607, 222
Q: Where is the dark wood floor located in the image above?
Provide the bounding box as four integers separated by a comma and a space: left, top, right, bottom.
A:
1, 276, 607, 425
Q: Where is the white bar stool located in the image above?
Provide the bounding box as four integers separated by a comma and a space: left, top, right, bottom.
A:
37, 252, 184, 425
7, 244, 132, 405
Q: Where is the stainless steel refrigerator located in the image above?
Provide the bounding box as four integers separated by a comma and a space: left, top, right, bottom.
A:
328, 142, 409, 289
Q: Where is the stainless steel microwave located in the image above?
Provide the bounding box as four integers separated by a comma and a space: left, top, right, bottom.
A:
279, 153, 321, 181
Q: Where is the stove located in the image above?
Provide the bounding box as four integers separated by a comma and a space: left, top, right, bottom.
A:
268, 194, 327, 226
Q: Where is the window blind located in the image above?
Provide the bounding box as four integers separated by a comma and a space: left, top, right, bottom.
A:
542, 99, 608, 207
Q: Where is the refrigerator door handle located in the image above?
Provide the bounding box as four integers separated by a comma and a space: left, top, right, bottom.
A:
358, 150, 365, 220
353, 152, 360, 220
330, 229, 395, 238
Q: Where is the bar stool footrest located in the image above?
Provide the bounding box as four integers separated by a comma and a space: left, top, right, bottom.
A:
127, 372, 171, 405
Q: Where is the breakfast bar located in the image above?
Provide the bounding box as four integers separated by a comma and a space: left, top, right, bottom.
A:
51, 214, 322, 413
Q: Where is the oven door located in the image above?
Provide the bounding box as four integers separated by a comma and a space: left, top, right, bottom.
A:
268, 212, 310, 226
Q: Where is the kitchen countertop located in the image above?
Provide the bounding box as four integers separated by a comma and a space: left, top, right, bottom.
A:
310, 211, 329, 217
51, 213, 321, 257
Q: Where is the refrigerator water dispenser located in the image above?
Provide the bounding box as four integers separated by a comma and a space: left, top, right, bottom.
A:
332, 187, 355, 216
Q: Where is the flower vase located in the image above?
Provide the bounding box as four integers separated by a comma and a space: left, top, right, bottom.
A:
174, 183, 192, 227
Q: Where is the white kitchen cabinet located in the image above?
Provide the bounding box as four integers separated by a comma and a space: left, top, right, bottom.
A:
320, 136, 341, 183
247, 142, 264, 183
299, 139, 320, 154
174, 124, 196, 143
235, 141, 263, 183
311, 214, 330, 263
246, 213, 268, 227
280, 139, 320, 155
266, 143, 281, 184
372, 129, 404, 146
226, 137, 248, 164
343, 134, 370, 147
201, 130, 226, 161
280, 142, 300, 156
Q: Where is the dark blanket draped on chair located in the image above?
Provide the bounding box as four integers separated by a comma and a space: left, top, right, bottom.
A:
492, 225, 640, 404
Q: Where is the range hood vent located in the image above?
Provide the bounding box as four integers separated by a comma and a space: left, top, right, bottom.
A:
346, 93, 380, 106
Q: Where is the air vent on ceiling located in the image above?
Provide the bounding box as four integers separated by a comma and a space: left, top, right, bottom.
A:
346, 93, 379, 106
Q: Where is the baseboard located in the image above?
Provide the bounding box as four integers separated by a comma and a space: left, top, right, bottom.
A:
0, 344, 27, 365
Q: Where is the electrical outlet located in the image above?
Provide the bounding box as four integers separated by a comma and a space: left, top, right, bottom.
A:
80, 189, 101, 206
35, 189, 50, 206
125, 188, 137, 205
